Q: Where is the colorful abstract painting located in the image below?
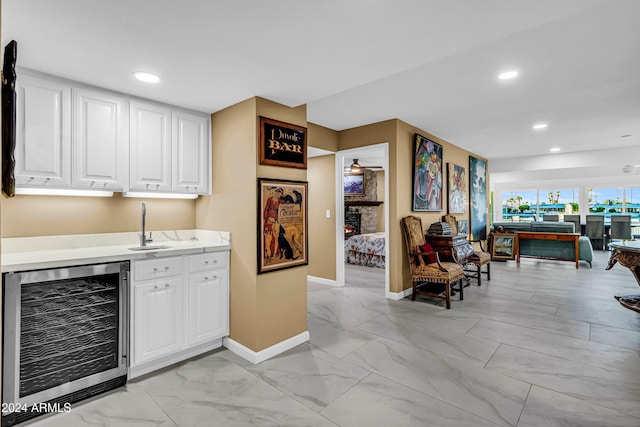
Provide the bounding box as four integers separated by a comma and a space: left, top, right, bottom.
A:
447, 163, 466, 214
412, 134, 443, 211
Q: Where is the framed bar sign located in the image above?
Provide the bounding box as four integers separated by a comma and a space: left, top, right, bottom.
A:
259, 117, 307, 169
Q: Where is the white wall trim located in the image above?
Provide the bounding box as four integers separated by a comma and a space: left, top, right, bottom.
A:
386, 287, 412, 300
223, 331, 310, 364
307, 275, 340, 287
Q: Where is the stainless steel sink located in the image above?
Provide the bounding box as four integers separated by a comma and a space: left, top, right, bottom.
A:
128, 245, 172, 251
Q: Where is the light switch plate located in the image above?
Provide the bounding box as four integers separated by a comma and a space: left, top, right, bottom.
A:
325, 209, 331, 218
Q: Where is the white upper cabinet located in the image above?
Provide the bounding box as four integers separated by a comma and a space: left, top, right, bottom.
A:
15, 73, 71, 187
172, 111, 209, 194
14, 69, 211, 197
73, 88, 128, 190
129, 100, 172, 192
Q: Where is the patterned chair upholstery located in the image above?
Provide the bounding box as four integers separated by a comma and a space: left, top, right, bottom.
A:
467, 240, 491, 286
401, 216, 465, 309
442, 214, 490, 286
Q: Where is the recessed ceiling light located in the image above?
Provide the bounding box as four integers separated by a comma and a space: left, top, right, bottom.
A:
498, 70, 519, 80
133, 71, 161, 84
533, 123, 548, 130
550, 147, 561, 153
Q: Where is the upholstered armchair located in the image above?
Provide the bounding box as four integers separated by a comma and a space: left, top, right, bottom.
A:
467, 240, 491, 286
442, 214, 491, 286
401, 216, 465, 309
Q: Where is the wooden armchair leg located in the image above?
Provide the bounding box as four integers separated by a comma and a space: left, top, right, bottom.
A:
445, 283, 451, 309
477, 265, 482, 286
487, 263, 491, 281
411, 282, 417, 301
458, 279, 464, 301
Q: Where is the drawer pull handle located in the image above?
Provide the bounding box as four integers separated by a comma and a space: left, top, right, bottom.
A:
204, 276, 209, 280
153, 267, 158, 272
165, 283, 170, 288
204, 260, 209, 264
154, 285, 159, 289
165, 266, 169, 270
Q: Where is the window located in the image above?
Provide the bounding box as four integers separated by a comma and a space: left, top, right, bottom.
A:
589, 187, 623, 222
501, 190, 537, 222
538, 188, 579, 220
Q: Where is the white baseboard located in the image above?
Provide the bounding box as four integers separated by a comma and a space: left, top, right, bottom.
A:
386, 287, 412, 300
307, 275, 340, 287
223, 330, 310, 364
129, 338, 224, 379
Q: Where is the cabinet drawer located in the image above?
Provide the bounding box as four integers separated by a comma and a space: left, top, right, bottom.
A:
135, 256, 183, 281
189, 252, 227, 272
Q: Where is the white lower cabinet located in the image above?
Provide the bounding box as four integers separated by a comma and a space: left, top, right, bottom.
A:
132, 277, 183, 365
130, 251, 229, 377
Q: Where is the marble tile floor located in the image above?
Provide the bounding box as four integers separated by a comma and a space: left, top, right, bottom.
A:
27, 251, 640, 426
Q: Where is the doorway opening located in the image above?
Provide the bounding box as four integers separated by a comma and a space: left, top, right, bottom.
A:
335, 143, 390, 297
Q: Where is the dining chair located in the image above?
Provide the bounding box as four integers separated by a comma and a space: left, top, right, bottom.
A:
563, 214, 581, 235
610, 215, 632, 243
586, 215, 607, 251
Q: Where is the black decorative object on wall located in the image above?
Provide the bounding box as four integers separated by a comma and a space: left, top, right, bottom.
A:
2, 40, 17, 198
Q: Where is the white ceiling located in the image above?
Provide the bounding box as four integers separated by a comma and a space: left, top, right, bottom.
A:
3, 0, 639, 163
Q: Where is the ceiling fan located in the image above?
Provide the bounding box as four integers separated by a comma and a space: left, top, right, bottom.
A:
344, 159, 384, 173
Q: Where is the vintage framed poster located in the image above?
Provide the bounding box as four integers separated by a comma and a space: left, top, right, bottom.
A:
343, 173, 364, 195
491, 233, 518, 260
258, 178, 308, 274
447, 163, 466, 214
259, 117, 307, 169
412, 133, 443, 211
469, 156, 488, 240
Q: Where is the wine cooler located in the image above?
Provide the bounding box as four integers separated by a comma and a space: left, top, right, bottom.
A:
2, 262, 129, 426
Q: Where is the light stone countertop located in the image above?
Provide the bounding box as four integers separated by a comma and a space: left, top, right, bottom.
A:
1, 229, 231, 273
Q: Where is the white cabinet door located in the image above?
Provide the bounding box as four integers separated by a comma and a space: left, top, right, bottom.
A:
15, 73, 71, 187
132, 277, 183, 365
129, 100, 171, 192
172, 111, 209, 194
73, 88, 128, 190
187, 270, 229, 346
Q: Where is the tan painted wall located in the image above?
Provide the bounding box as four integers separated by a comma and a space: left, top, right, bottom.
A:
395, 120, 489, 294
308, 122, 338, 152
195, 97, 308, 352
1, 193, 195, 237
307, 155, 337, 280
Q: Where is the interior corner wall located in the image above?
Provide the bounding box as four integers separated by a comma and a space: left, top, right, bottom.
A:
195, 96, 308, 353
337, 119, 399, 289
307, 155, 336, 280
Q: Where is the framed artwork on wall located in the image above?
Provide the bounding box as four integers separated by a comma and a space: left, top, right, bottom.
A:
491, 233, 518, 260
447, 163, 466, 214
412, 133, 443, 212
469, 156, 488, 240
259, 117, 307, 169
258, 178, 308, 274
343, 173, 364, 195
457, 220, 469, 235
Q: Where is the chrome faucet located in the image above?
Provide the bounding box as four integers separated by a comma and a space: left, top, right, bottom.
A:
141, 202, 152, 246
